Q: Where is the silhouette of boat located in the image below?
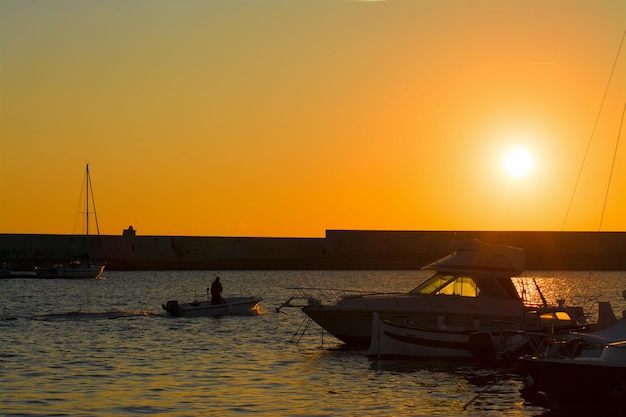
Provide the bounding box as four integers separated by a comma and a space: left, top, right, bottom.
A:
35, 164, 105, 279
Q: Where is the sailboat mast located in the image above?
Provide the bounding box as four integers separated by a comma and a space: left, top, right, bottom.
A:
86, 164, 90, 237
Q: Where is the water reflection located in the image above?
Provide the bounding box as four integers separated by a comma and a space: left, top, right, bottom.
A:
2, 270, 626, 416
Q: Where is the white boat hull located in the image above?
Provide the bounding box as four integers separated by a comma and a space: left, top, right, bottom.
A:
58, 265, 105, 279
163, 296, 262, 318
367, 313, 529, 360
302, 294, 523, 347
35, 264, 105, 279
368, 313, 479, 359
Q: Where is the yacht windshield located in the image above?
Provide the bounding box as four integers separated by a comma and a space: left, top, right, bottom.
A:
410, 272, 519, 299
410, 273, 480, 296
410, 273, 454, 295
437, 276, 479, 297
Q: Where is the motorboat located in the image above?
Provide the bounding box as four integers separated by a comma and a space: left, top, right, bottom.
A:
368, 313, 531, 360
522, 332, 626, 413
521, 299, 626, 413
300, 239, 585, 350
368, 304, 584, 362
162, 296, 263, 318
367, 240, 590, 361
524, 340, 626, 414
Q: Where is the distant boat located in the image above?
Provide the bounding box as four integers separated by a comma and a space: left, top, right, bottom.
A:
36, 164, 105, 279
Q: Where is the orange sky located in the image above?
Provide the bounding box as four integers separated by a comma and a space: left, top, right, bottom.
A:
1, 1, 625, 237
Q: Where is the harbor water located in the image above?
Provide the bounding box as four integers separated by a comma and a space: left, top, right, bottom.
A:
2, 270, 626, 416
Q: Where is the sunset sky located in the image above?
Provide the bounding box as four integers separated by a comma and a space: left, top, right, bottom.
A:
1, 0, 625, 237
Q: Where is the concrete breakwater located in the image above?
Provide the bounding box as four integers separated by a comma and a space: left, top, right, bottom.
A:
2, 229, 626, 271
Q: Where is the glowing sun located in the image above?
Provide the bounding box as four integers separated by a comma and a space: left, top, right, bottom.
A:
502, 147, 534, 178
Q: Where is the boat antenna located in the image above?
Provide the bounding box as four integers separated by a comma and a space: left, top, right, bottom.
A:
561, 29, 626, 230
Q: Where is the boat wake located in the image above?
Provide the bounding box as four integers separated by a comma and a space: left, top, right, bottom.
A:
28, 310, 162, 321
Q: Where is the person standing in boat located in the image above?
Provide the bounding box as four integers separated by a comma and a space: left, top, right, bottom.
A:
210, 276, 224, 305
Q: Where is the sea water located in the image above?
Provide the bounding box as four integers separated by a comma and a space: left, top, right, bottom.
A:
2, 270, 626, 416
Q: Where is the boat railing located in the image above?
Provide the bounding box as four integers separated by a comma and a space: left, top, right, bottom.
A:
516, 329, 606, 360
281, 287, 402, 309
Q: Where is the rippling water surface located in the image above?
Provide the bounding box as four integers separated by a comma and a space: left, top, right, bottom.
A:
2, 270, 626, 416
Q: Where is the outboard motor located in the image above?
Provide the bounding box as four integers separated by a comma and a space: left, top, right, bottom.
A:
163, 300, 181, 317
597, 301, 617, 330
467, 332, 497, 366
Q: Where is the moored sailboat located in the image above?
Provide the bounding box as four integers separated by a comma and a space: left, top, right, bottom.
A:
35, 164, 105, 279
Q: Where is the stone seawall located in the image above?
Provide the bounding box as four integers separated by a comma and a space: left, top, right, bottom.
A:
1, 230, 626, 270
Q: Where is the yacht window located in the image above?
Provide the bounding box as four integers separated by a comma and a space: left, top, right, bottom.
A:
436, 276, 479, 297
410, 274, 479, 297
540, 311, 573, 323
474, 276, 521, 299
410, 273, 455, 295
554, 311, 572, 321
